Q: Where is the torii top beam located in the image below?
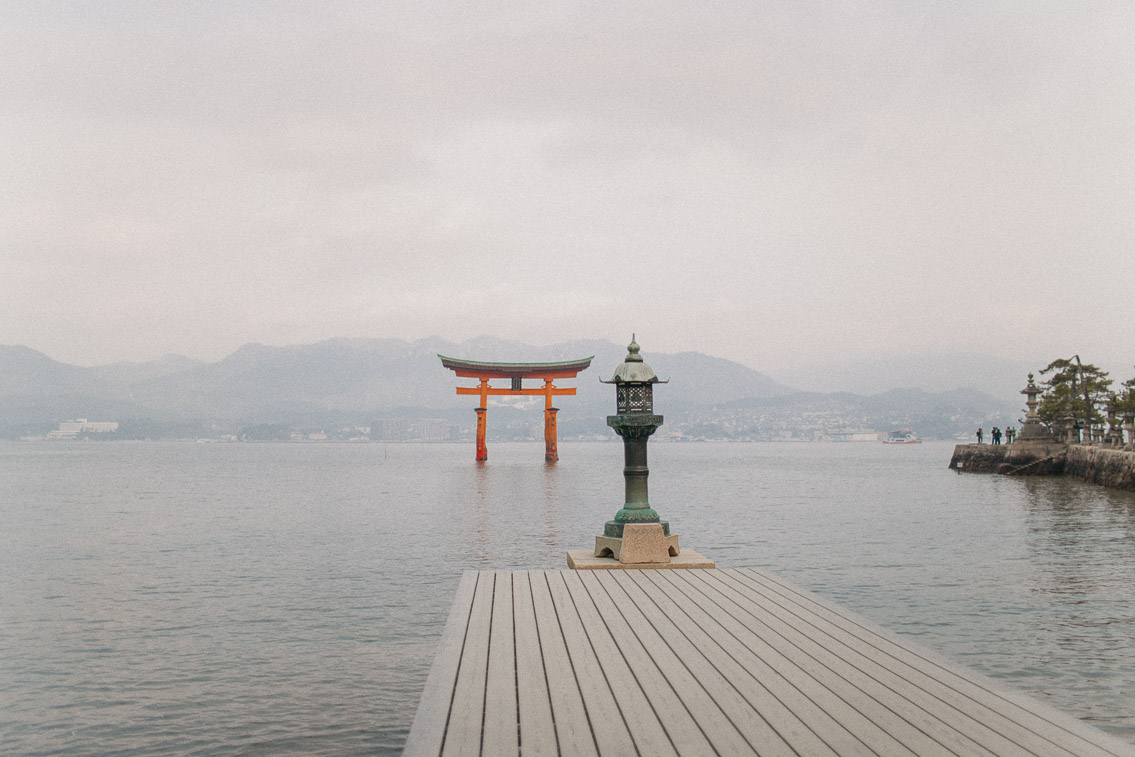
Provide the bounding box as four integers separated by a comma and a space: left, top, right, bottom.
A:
438, 355, 594, 381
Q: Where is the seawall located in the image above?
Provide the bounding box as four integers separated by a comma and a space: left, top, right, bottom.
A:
1065, 445, 1135, 490
949, 443, 1135, 491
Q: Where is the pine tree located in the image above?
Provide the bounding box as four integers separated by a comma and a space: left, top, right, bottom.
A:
1115, 376, 1135, 417
1036, 357, 1111, 426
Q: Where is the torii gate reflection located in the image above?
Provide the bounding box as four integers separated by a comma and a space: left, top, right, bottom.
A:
438, 355, 593, 461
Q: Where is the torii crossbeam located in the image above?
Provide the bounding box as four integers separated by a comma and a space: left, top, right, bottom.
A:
439, 355, 593, 462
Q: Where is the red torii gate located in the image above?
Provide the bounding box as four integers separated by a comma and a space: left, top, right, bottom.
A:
438, 355, 593, 461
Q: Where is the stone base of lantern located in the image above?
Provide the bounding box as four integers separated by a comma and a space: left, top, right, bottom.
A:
594, 523, 679, 563
1015, 420, 1053, 444
571, 524, 714, 570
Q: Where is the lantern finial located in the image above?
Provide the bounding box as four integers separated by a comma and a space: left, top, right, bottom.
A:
627, 335, 641, 361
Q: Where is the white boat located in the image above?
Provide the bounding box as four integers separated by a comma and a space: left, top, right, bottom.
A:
883, 429, 922, 444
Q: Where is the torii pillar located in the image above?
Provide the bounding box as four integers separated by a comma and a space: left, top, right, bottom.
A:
439, 355, 593, 461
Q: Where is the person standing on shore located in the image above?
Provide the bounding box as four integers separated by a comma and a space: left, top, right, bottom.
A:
977, 428, 984, 443
992, 427, 1001, 445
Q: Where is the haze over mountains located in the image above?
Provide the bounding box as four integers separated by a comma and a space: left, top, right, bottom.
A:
1, 337, 1022, 440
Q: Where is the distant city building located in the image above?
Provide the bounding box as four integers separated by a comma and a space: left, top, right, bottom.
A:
336, 426, 371, 441
373, 418, 410, 441
417, 419, 449, 441
47, 419, 119, 439
828, 430, 879, 442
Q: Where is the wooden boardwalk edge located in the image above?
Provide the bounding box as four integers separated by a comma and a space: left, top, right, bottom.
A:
403, 569, 1135, 756
731, 567, 1133, 755
402, 571, 478, 757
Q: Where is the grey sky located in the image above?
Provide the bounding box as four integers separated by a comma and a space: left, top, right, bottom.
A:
3, 2, 1133, 381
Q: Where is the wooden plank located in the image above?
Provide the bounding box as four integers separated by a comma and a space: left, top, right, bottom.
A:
736, 567, 1135, 756
612, 570, 798, 756
639, 569, 875, 756
628, 569, 848, 757
528, 570, 599, 756
686, 569, 1000, 756
542, 570, 637, 754
729, 568, 1133, 757
719, 569, 1066, 756
442, 572, 495, 757
403, 572, 479, 757
482, 571, 518, 755
512, 572, 558, 756
579, 571, 716, 756
650, 568, 917, 755
559, 569, 679, 757
678, 568, 975, 756
596, 569, 759, 757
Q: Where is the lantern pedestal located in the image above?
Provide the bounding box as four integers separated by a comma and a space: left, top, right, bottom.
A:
595, 523, 679, 563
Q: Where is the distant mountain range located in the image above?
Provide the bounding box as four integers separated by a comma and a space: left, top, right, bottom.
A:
769, 352, 1041, 398
0, 338, 1019, 440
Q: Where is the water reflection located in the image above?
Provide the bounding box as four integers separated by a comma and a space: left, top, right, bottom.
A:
471, 461, 491, 566
540, 460, 559, 549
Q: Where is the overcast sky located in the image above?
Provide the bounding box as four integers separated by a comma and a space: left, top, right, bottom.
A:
3, 2, 1133, 381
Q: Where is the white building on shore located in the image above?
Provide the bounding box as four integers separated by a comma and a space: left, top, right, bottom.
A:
47, 419, 119, 439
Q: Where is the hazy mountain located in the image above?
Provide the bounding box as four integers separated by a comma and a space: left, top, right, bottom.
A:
123, 339, 458, 421
117, 337, 792, 422
770, 352, 1040, 398
87, 354, 204, 385
0, 337, 1019, 439
714, 386, 1019, 440
0, 345, 145, 429
0, 344, 106, 397
1, 337, 790, 429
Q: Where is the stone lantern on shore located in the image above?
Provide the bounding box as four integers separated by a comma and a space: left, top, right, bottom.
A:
1061, 415, 1077, 444
1016, 374, 1054, 444
1106, 400, 1122, 447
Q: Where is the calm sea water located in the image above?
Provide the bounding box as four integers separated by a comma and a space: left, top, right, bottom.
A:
1, 440, 1133, 754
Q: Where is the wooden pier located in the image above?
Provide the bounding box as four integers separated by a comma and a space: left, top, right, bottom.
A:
404, 568, 1132, 756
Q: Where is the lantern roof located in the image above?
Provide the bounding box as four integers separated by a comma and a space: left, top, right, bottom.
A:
602, 336, 667, 384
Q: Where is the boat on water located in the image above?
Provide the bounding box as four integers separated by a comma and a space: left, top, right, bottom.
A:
883, 429, 922, 444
